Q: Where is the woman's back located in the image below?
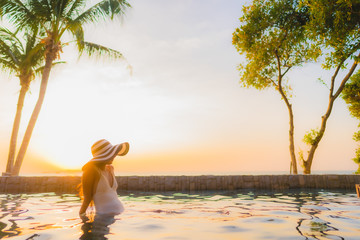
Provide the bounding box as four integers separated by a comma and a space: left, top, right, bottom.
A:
93, 167, 124, 215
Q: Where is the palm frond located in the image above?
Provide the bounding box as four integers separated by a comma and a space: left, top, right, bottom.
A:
65, 0, 86, 19
30, 0, 53, 21
79, 41, 123, 60
0, 58, 18, 73
0, 27, 22, 47
72, 0, 130, 26
0, 25, 46, 80
0, 26, 45, 70
0, 0, 39, 31
0, 37, 20, 66
61, 16, 84, 47
34, 60, 66, 77
24, 26, 38, 54
53, 0, 69, 17
22, 41, 46, 69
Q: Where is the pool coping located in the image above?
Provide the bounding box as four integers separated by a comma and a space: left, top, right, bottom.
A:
1, 175, 360, 193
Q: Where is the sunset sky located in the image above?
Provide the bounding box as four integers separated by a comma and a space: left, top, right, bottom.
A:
0, 0, 358, 175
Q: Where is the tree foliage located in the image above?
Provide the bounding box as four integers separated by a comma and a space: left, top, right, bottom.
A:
233, 0, 319, 92
301, 0, 360, 69
302, 129, 320, 146
0, 26, 49, 175
233, 0, 360, 174
342, 71, 360, 173
298, 0, 360, 174
0, 26, 45, 82
343, 72, 360, 119
232, 0, 320, 174
0, 0, 131, 176
0, 0, 130, 61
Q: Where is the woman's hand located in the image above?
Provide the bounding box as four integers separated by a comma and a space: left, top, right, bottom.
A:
79, 212, 89, 222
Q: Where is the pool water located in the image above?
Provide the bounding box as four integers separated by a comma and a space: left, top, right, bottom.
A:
0, 190, 359, 239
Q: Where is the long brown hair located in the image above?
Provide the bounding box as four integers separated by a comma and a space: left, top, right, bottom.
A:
78, 161, 107, 200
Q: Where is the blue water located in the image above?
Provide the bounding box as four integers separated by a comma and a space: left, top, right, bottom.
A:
0, 190, 359, 239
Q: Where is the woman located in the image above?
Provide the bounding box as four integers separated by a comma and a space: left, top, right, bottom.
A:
79, 139, 130, 222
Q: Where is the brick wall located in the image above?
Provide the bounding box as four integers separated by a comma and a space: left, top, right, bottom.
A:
1, 175, 359, 193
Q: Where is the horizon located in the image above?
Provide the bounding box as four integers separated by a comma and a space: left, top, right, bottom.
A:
16, 170, 357, 177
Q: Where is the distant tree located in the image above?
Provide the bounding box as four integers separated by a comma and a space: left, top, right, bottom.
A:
232, 0, 319, 174
0, 0, 131, 176
299, 0, 360, 174
342, 72, 360, 174
0, 27, 46, 175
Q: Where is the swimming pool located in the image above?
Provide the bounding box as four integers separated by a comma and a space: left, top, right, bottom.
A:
0, 190, 359, 239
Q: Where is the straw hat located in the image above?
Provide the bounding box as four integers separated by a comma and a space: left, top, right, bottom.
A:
90, 139, 129, 162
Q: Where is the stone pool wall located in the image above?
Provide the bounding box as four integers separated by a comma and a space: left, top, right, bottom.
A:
1, 175, 360, 193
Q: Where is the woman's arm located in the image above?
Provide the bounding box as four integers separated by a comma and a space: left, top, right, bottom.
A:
79, 168, 97, 219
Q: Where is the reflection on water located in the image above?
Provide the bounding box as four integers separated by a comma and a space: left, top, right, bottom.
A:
0, 190, 359, 239
80, 214, 116, 240
0, 194, 24, 238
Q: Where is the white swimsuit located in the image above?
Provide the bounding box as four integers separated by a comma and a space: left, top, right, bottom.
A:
93, 168, 124, 215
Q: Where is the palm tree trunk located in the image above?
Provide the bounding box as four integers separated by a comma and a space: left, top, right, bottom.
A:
11, 55, 54, 176
4, 84, 28, 175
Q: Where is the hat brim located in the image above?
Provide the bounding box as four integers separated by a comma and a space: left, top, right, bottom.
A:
90, 142, 129, 162
117, 142, 130, 156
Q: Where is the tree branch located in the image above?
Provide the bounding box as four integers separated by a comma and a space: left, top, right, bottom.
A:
333, 53, 360, 100
282, 66, 292, 78
329, 63, 342, 98
275, 49, 290, 103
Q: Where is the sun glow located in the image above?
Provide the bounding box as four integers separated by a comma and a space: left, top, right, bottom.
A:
24, 59, 198, 170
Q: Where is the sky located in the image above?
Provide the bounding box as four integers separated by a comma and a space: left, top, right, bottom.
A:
0, 0, 358, 175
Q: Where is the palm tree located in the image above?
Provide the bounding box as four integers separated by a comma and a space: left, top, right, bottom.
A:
0, 0, 131, 176
0, 27, 46, 175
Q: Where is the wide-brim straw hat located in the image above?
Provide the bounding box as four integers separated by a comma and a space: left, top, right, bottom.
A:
89, 139, 129, 162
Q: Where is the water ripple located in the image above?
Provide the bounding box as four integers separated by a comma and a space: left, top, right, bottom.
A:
0, 190, 359, 239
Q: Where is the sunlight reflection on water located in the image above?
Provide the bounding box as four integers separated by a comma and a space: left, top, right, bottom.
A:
0, 190, 359, 239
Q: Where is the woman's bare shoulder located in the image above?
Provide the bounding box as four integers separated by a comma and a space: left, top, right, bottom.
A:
82, 165, 100, 180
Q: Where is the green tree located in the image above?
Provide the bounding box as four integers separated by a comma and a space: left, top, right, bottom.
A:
0, 27, 46, 175
342, 72, 360, 173
0, 0, 130, 176
232, 0, 318, 174
299, 0, 360, 174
